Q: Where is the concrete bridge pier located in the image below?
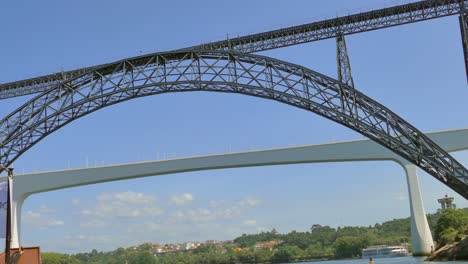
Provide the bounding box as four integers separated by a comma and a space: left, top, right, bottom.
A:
401, 162, 434, 256
11, 192, 27, 249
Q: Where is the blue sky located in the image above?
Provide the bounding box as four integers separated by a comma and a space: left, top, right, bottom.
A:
1, 0, 468, 253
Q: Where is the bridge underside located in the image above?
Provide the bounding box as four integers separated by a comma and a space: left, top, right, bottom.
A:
14, 128, 468, 195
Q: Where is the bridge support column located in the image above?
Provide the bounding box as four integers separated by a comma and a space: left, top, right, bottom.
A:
336, 33, 355, 88
10, 192, 27, 249
401, 162, 434, 256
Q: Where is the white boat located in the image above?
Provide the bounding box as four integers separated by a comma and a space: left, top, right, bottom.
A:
362, 244, 409, 258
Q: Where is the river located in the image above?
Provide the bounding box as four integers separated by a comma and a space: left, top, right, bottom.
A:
295, 256, 468, 264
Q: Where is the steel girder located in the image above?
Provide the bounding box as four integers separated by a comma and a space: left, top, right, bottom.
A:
1, 0, 467, 100
0, 67, 96, 100
0, 51, 467, 198
186, 0, 466, 53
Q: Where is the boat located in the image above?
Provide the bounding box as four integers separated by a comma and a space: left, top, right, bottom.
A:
361, 244, 409, 258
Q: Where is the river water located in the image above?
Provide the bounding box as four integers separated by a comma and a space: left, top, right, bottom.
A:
296, 256, 468, 264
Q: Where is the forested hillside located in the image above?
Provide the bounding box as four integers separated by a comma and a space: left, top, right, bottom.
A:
41, 208, 468, 264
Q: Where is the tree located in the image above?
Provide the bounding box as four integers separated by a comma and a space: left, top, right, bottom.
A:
438, 227, 459, 247
254, 249, 273, 263
309, 225, 337, 246
132, 252, 157, 264
434, 209, 468, 247
305, 243, 331, 258
282, 231, 314, 249
271, 228, 278, 235
271, 246, 301, 263
333, 236, 368, 259
42, 252, 80, 264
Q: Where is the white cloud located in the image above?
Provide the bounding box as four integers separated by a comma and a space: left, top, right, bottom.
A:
172, 206, 241, 222
98, 191, 156, 204
38, 205, 55, 213
80, 191, 163, 219
48, 220, 65, 227
239, 196, 261, 207
242, 219, 257, 227
171, 197, 261, 223
65, 234, 113, 246
209, 200, 225, 207
80, 219, 108, 228
256, 226, 271, 233
393, 194, 407, 201
31, 192, 264, 253
23, 209, 64, 229
144, 222, 161, 231
170, 193, 194, 206
23, 211, 40, 221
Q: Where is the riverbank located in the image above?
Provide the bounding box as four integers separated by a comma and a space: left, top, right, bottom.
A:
425, 237, 468, 261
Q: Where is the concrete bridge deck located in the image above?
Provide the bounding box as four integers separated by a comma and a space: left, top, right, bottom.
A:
9, 128, 468, 255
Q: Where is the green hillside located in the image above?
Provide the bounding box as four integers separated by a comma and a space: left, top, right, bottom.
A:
41, 208, 468, 264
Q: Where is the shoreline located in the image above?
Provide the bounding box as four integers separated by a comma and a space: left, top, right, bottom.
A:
425, 237, 468, 261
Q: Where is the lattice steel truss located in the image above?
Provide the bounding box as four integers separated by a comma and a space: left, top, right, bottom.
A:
0, 51, 467, 197
336, 34, 355, 89
0, 67, 95, 100
188, 0, 467, 53
336, 34, 357, 118
1, 0, 467, 99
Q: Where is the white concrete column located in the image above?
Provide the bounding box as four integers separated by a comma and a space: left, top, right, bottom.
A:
11, 192, 27, 249
401, 162, 434, 256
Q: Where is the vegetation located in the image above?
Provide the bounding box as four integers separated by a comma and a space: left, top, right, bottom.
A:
41, 252, 80, 264
433, 209, 468, 248
426, 208, 468, 261
41, 208, 468, 264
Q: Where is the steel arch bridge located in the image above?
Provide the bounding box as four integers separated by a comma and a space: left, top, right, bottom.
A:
0, 50, 467, 198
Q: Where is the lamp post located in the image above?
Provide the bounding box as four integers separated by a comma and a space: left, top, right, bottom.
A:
0, 165, 13, 264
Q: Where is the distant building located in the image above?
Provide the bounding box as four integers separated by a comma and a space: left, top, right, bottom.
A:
254, 240, 282, 251
181, 242, 196, 250
162, 243, 180, 252
437, 194, 456, 211
233, 247, 243, 252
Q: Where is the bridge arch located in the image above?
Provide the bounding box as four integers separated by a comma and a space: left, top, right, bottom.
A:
0, 50, 467, 198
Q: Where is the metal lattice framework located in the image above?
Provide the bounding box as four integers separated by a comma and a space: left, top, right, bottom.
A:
0, 51, 467, 198
336, 34, 357, 116
1, 0, 467, 99
186, 0, 466, 53
336, 34, 355, 89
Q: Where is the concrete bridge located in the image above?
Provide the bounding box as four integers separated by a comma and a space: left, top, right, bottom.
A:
10, 128, 468, 255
